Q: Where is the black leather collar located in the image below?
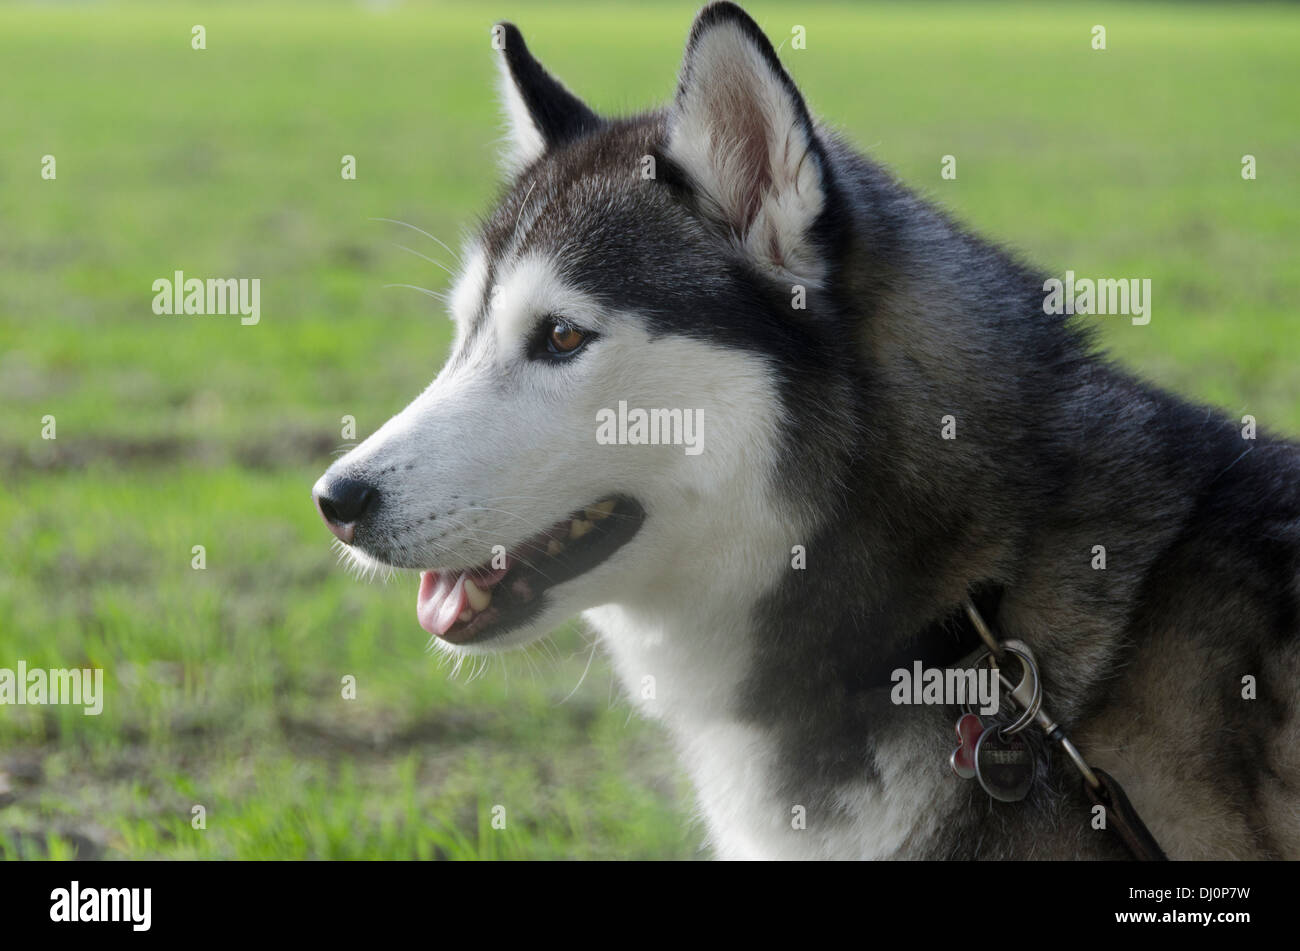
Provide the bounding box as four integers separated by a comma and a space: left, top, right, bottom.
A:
866, 584, 1004, 688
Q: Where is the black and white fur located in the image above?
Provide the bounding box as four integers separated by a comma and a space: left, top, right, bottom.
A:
315, 4, 1300, 859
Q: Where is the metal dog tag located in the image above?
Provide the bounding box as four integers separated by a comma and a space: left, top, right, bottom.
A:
974, 728, 1035, 802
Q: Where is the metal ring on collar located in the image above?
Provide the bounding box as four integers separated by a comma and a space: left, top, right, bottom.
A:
996, 645, 1043, 736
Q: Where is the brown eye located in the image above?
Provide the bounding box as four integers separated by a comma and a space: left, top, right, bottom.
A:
547, 322, 588, 355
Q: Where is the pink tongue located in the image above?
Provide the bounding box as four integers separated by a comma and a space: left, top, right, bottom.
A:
417, 570, 467, 637
416, 556, 517, 638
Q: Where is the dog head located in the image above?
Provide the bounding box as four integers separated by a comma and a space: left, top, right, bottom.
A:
313, 3, 850, 654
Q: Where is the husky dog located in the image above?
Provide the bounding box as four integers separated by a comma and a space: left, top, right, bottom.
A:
313, 3, 1300, 859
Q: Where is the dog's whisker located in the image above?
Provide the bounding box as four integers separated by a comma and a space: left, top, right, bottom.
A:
450, 505, 563, 537
392, 243, 457, 277
370, 216, 463, 265
382, 283, 451, 304
555, 635, 598, 706
512, 180, 537, 250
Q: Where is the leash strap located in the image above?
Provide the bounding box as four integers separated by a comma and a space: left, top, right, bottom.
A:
1085, 768, 1169, 861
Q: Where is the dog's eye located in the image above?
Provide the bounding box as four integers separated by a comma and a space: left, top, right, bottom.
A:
534, 320, 593, 359
548, 322, 586, 353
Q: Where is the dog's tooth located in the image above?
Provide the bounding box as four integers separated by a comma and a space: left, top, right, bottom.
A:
568, 518, 594, 540
457, 608, 473, 623
585, 500, 615, 521
464, 578, 491, 612
546, 538, 566, 557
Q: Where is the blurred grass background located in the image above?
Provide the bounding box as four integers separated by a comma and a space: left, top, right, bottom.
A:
0, 1, 1296, 858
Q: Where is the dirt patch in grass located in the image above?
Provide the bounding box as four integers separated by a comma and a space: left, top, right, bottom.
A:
1, 430, 338, 474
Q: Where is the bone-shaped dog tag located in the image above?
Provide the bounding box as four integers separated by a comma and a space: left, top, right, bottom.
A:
950, 713, 984, 779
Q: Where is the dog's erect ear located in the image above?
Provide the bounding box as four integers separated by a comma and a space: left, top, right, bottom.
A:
494, 22, 602, 171
664, 3, 831, 279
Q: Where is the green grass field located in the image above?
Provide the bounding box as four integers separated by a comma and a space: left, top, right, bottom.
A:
1, 1, 1297, 859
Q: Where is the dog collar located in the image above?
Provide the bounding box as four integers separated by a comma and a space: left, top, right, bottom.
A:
865, 584, 1004, 683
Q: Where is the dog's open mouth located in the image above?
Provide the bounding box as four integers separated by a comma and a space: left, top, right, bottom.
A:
417, 496, 645, 645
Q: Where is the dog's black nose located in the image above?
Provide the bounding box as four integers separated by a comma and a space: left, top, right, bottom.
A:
312, 477, 378, 544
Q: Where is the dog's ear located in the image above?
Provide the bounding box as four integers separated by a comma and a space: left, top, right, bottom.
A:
664, 3, 831, 278
494, 22, 602, 172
